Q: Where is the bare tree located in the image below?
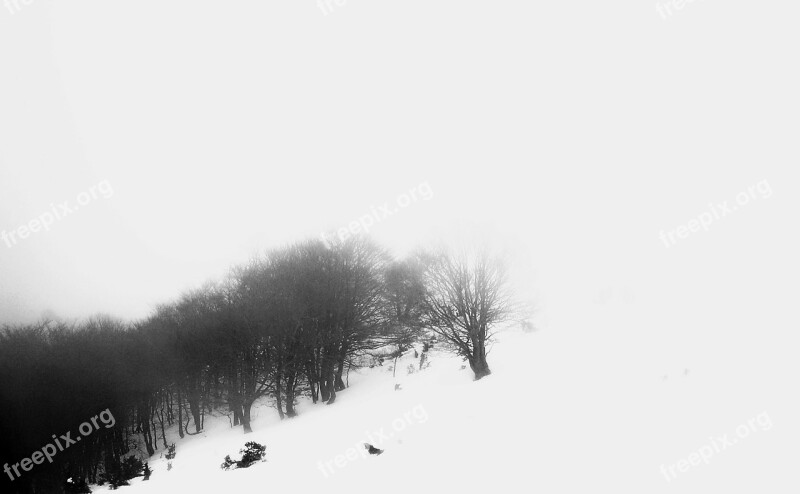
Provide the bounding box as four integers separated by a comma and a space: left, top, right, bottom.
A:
421, 248, 514, 380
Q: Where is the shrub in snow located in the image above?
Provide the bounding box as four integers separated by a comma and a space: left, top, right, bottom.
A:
100, 455, 145, 489
364, 443, 383, 455
165, 443, 176, 460
220, 441, 267, 470
239, 441, 267, 467
121, 456, 145, 480
64, 477, 92, 493
220, 455, 236, 471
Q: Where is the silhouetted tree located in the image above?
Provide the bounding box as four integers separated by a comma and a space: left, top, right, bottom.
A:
420, 248, 514, 380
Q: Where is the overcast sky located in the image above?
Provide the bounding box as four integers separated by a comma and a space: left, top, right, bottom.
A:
2, 4, 799, 488
1, 0, 798, 368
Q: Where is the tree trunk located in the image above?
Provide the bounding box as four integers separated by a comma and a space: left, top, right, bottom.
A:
139, 400, 155, 456
469, 349, 491, 380
468, 332, 491, 380
230, 383, 243, 426
469, 357, 491, 380
334, 356, 346, 391
227, 365, 243, 426
276, 379, 285, 420
176, 388, 184, 439
320, 357, 333, 402
188, 390, 202, 433
158, 406, 168, 449
327, 383, 337, 404
325, 360, 337, 404
285, 373, 297, 417
241, 401, 253, 434
307, 361, 319, 404
320, 382, 330, 402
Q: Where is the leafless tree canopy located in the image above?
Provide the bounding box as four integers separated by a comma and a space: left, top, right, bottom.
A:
421, 248, 515, 380
0, 238, 524, 491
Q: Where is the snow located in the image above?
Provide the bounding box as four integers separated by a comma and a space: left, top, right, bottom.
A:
92, 312, 794, 493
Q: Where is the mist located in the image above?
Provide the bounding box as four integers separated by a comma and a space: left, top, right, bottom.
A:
1, 3, 798, 491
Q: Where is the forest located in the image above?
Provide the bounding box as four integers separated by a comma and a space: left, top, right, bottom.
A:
0, 236, 518, 493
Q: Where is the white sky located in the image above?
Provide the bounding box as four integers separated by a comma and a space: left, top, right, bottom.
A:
2, 4, 799, 488
1, 0, 798, 358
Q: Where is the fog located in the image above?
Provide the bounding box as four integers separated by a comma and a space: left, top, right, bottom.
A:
1, 1, 798, 362
2, 3, 800, 493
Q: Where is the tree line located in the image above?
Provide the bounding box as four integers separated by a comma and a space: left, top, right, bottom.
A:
0, 237, 518, 493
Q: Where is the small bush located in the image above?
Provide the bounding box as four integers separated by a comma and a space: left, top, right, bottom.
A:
104, 476, 129, 490
100, 455, 145, 489
165, 443, 176, 460
239, 442, 267, 467
221, 441, 266, 470
220, 455, 236, 471
120, 456, 145, 480
64, 477, 92, 494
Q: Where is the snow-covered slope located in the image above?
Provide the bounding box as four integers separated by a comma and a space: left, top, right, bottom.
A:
91, 331, 536, 493
92, 319, 791, 493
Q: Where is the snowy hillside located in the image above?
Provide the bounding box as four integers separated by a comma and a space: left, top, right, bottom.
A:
90, 330, 537, 493
90, 318, 790, 493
